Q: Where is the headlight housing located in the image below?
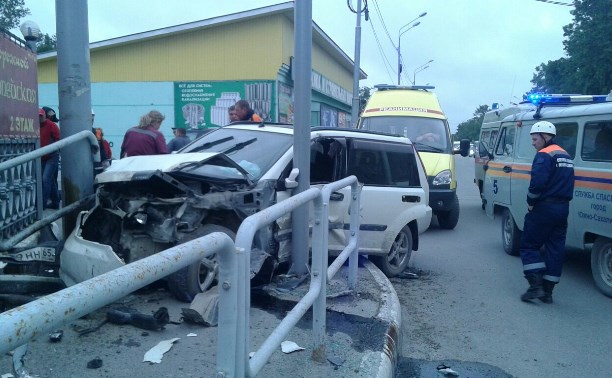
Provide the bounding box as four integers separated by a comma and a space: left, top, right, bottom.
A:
432, 169, 451, 186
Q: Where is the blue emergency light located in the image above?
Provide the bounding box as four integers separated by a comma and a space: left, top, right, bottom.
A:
525, 93, 608, 105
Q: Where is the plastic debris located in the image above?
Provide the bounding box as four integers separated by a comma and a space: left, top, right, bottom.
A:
327, 355, 345, 366
86, 358, 103, 369
48, 330, 63, 343
181, 286, 219, 326
249, 352, 255, 358
107, 307, 169, 331
2, 373, 15, 378
187, 333, 197, 337
281, 341, 305, 354
143, 338, 180, 363
437, 363, 459, 377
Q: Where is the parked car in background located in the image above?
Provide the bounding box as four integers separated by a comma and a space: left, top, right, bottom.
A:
60, 122, 432, 301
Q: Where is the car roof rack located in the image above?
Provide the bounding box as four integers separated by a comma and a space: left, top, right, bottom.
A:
374, 84, 435, 91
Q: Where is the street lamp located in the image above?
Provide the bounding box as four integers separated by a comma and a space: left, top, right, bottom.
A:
413, 59, 434, 85
20, 20, 41, 52
397, 12, 427, 85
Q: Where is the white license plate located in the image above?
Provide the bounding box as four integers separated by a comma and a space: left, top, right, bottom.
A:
9, 247, 56, 262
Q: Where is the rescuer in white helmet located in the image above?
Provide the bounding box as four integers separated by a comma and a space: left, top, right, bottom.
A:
518, 120, 574, 303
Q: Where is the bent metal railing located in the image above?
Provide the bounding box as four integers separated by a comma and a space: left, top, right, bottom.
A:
0, 176, 361, 378
217, 176, 361, 377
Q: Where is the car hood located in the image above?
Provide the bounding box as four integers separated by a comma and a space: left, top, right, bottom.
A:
95, 152, 251, 185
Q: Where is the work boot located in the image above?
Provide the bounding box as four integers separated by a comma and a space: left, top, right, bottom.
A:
521, 272, 545, 302
539, 280, 555, 304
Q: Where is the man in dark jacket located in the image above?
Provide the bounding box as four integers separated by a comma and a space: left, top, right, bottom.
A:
519, 121, 574, 303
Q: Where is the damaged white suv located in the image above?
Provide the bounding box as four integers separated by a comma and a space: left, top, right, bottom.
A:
60, 123, 431, 301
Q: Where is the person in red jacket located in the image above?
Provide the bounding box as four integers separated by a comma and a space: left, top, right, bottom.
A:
120, 110, 168, 158
39, 108, 61, 209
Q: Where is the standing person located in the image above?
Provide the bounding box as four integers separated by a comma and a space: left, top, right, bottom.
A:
167, 127, 191, 152
91, 109, 110, 175
228, 105, 239, 123
519, 121, 574, 303
39, 108, 61, 209
120, 110, 168, 158
234, 100, 263, 122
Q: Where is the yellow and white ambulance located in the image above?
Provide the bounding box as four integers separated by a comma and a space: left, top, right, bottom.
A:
481, 93, 612, 297
357, 85, 469, 229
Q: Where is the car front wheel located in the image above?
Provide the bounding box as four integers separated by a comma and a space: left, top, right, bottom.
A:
167, 224, 235, 302
371, 226, 413, 277
501, 208, 521, 256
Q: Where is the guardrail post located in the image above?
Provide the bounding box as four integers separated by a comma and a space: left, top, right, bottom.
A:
348, 181, 361, 289
311, 192, 327, 362
216, 244, 240, 377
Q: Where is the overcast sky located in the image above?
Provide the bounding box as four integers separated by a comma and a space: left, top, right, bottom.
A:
16, 0, 574, 132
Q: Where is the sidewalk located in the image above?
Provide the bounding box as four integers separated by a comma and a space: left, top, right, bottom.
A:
0, 258, 400, 377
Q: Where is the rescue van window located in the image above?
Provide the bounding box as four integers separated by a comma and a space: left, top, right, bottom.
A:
582, 122, 612, 162
495, 126, 515, 156
554, 123, 578, 159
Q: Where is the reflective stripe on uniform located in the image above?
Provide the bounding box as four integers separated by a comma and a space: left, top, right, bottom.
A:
543, 274, 560, 283
523, 262, 546, 271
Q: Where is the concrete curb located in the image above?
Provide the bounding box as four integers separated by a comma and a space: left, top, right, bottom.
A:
359, 259, 402, 378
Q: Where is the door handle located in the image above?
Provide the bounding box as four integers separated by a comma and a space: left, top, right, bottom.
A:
330, 192, 344, 201
402, 195, 420, 203
503, 166, 512, 173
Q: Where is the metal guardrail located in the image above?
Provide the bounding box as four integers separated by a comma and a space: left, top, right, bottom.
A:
0, 130, 100, 249
0, 175, 362, 378
217, 176, 361, 377
0, 232, 235, 355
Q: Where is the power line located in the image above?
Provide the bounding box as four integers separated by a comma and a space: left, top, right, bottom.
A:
367, 20, 396, 84
370, 0, 396, 49
534, 0, 573, 6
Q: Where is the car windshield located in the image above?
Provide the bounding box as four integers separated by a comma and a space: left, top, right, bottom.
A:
360, 116, 451, 153
181, 127, 293, 180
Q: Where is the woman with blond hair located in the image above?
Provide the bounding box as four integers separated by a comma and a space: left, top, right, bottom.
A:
120, 110, 169, 158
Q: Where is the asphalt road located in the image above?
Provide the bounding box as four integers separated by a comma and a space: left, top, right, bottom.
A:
393, 155, 612, 378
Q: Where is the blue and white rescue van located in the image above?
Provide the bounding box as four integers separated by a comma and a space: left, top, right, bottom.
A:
480, 93, 612, 297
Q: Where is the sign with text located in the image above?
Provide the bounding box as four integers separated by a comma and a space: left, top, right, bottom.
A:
174, 80, 275, 129
0, 33, 38, 137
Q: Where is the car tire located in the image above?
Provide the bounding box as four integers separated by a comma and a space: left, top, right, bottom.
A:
371, 226, 413, 277
167, 224, 236, 302
437, 193, 460, 229
591, 236, 612, 298
501, 208, 521, 256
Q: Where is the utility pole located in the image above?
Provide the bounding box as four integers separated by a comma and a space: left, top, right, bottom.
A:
350, 0, 363, 128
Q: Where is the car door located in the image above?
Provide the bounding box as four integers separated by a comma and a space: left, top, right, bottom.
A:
485, 122, 516, 217
340, 138, 425, 255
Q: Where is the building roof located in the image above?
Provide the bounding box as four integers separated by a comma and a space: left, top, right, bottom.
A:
38, 2, 367, 79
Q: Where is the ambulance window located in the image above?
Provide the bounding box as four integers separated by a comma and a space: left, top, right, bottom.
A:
582, 122, 612, 162
516, 124, 537, 159
495, 126, 515, 156
554, 123, 578, 159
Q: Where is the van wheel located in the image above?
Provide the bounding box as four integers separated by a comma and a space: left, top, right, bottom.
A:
167, 224, 235, 302
437, 193, 460, 229
371, 226, 412, 277
501, 209, 521, 256
591, 236, 612, 298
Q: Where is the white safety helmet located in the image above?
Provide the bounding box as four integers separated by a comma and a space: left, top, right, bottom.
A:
530, 121, 556, 136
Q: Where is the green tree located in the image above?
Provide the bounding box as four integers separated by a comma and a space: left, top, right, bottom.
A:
455, 105, 489, 141
359, 86, 372, 114
37, 33, 57, 53
0, 0, 30, 31
531, 0, 612, 94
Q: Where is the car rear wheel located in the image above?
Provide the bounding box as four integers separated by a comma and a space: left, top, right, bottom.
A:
167, 224, 235, 302
591, 236, 612, 298
371, 226, 413, 277
437, 193, 460, 229
502, 208, 521, 256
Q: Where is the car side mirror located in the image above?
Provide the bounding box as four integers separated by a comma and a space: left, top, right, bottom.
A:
284, 168, 299, 189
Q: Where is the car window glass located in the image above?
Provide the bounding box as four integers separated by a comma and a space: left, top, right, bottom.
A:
182, 128, 293, 180
361, 116, 451, 153
582, 121, 612, 162
554, 123, 578, 159
310, 138, 344, 183
347, 139, 419, 188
